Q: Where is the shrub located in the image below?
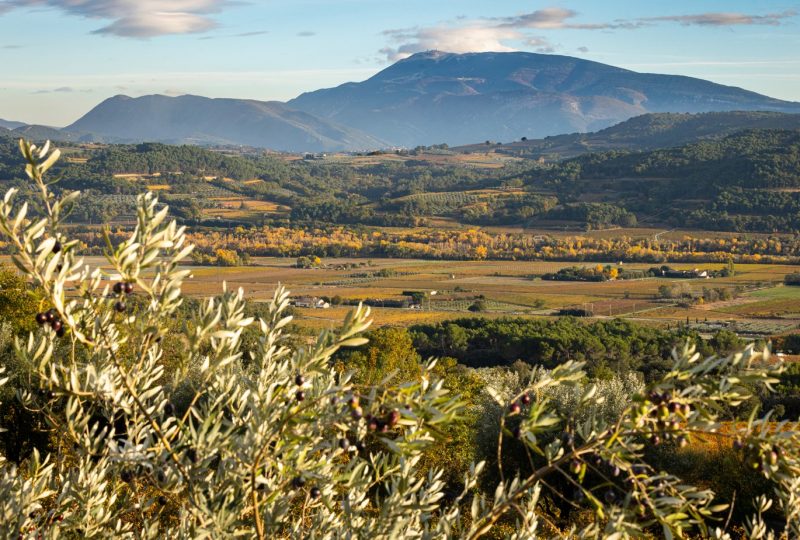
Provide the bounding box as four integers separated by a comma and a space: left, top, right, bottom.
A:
0, 140, 799, 538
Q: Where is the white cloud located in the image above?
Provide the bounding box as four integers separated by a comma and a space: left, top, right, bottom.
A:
642, 10, 797, 27
381, 25, 532, 62
1, 0, 233, 37
378, 7, 800, 63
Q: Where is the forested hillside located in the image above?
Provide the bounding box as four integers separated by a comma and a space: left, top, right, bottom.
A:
531, 129, 800, 231
457, 111, 800, 158
1, 126, 799, 232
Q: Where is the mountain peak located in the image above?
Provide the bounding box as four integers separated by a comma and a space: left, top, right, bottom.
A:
289, 50, 800, 147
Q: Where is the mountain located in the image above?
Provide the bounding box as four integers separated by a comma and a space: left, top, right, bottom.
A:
455, 111, 800, 158
0, 119, 27, 130
66, 94, 387, 152
11, 124, 80, 142
289, 51, 800, 147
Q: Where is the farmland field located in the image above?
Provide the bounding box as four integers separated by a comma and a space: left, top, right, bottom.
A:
5, 254, 798, 336
177, 258, 800, 335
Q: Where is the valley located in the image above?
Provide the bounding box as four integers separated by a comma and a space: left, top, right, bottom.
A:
2, 5, 800, 533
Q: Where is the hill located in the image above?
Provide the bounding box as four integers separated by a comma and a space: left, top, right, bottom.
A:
289, 51, 800, 147
525, 128, 800, 231
541, 128, 800, 189
0, 119, 27, 130
2, 127, 799, 233
66, 94, 387, 152
11, 124, 81, 142
456, 111, 800, 158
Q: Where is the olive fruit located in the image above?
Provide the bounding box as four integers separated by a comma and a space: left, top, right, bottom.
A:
295, 390, 305, 402
295, 374, 305, 386
35, 312, 48, 325
768, 451, 779, 465
52, 241, 61, 254
114, 301, 126, 313
509, 402, 521, 415
668, 402, 679, 413
650, 434, 661, 446
291, 476, 305, 488
113, 282, 124, 295
310, 487, 321, 499
123, 282, 134, 294
520, 393, 531, 405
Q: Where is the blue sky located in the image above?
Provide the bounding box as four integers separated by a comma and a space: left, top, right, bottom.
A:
1, 0, 799, 126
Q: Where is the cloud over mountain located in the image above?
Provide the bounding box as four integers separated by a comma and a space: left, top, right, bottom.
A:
378, 7, 799, 62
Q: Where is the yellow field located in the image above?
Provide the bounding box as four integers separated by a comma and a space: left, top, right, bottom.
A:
179, 257, 800, 333
7, 254, 796, 334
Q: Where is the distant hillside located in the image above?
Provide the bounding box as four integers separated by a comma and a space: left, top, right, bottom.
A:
11, 124, 80, 142
540, 128, 800, 189
0, 119, 27, 130
289, 51, 800, 147
66, 94, 387, 152
457, 111, 800, 158
521, 128, 800, 232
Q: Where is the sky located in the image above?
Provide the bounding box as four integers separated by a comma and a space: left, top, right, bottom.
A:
1, 0, 799, 126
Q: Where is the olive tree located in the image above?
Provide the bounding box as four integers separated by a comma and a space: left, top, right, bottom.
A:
0, 139, 798, 539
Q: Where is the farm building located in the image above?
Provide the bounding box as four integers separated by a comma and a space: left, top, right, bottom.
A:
293, 297, 330, 309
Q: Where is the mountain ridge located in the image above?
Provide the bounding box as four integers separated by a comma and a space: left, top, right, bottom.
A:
288, 51, 800, 147
65, 94, 387, 152
8, 51, 800, 151
0, 119, 28, 130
